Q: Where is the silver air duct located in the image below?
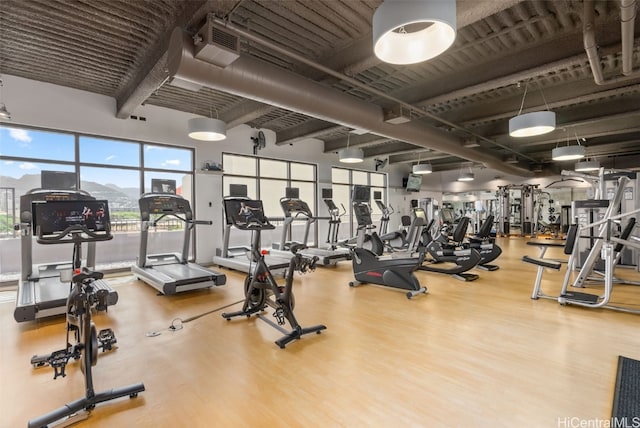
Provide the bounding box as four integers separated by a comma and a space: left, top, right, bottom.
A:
168, 27, 534, 177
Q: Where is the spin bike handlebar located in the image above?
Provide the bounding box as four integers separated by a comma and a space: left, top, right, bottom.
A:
37, 225, 113, 245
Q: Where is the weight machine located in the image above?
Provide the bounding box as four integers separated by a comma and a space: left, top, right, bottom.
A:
524, 176, 640, 314
496, 184, 538, 236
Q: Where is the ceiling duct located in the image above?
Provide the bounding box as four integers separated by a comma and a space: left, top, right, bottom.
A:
384, 105, 412, 124
167, 28, 533, 177
193, 16, 240, 67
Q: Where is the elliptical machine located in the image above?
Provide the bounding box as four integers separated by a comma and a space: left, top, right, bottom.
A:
221, 198, 326, 348
28, 199, 144, 428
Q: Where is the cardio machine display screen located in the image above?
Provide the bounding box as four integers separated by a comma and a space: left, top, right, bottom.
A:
281, 199, 313, 217
224, 199, 268, 227
353, 203, 372, 226
33, 199, 111, 235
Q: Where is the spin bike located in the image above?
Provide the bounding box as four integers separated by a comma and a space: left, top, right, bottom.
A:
221, 198, 326, 348
28, 200, 144, 428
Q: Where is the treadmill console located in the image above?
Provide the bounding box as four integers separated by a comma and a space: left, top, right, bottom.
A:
280, 198, 313, 218
139, 194, 192, 221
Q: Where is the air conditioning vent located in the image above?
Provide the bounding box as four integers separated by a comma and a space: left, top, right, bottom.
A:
194, 16, 240, 67
211, 26, 238, 52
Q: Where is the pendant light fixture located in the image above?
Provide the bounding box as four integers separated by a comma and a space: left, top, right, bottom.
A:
552, 131, 586, 161
509, 81, 556, 138
457, 166, 474, 182
575, 158, 600, 172
0, 77, 11, 120
412, 152, 432, 174
188, 107, 226, 141
339, 134, 364, 163
372, 0, 457, 65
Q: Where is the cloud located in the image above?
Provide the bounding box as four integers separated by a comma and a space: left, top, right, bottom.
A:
106, 155, 116, 161
145, 145, 164, 151
19, 162, 37, 170
9, 128, 32, 145
162, 159, 180, 166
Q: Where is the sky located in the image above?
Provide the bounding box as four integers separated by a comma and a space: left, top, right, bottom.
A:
0, 126, 191, 188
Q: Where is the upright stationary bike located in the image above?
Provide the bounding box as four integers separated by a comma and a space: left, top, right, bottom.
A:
221, 198, 326, 348
28, 199, 145, 428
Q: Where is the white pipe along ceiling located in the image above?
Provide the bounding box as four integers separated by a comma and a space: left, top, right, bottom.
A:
167, 28, 534, 178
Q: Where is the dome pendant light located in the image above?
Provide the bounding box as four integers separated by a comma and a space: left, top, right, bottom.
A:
373, 0, 457, 65
412, 152, 432, 174
552, 145, 584, 161
575, 159, 600, 172
509, 81, 556, 138
413, 163, 433, 174
509, 111, 556, 138
188, 107, 227, 141
457, 166, 474, 182
552, 131, 586, 161
339, 134, 364, 163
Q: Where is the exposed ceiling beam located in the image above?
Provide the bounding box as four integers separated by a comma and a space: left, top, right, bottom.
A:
362, 142, 423, 158
115, 1, 210, 119
223, 100, 275, 129
324, 135, 391, 152
277, 121, 343, 145
389, 153, 454, 165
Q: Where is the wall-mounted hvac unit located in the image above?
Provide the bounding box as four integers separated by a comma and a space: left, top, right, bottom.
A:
194, 15, 240, 67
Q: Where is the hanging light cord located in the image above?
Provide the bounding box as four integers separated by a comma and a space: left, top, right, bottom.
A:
516, 82, 528, 116
540, 83, 551, 112
517, 80, 552, 115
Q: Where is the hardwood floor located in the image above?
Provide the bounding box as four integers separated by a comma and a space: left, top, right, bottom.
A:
2, 236, 640, 427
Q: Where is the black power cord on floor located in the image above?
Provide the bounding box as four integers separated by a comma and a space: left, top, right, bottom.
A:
145, 298, 245, 338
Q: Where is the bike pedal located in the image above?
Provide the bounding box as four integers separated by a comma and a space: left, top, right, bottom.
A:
49, 349, 72, 379
98, 328, 117, 351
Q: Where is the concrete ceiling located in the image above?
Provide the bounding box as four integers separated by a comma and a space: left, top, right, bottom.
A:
1, 0, 640, 176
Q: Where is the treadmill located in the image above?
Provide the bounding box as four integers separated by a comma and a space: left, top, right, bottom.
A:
273, 188, 351, 266
213, 184, 291, 273
14, 187, 118, 322
132, 193, 226, 295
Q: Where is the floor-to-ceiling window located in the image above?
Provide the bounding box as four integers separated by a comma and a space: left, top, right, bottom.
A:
0, 125, 194, 279
222, 153, 317, 245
